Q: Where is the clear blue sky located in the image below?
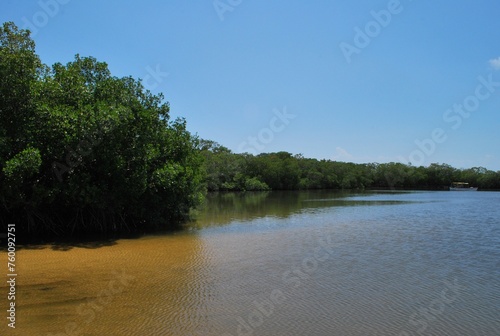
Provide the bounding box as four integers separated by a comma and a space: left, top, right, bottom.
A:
3, 0, 500, 170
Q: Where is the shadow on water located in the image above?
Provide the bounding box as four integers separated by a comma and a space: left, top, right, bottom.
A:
188, 189, 417, 229
12, 239, 119, 251
3, 190, 419, 250
0, 224, 188, 251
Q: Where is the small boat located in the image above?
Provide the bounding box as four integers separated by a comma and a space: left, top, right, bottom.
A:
449, 182, 478, 191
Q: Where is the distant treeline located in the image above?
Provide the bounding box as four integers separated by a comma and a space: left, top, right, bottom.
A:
200, 141, 500, 191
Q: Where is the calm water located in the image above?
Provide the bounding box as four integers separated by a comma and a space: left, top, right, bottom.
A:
2, 190, 499, 335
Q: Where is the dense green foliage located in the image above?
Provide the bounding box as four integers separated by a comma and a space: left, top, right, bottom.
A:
201, 143, 500, 191
0, 23, 204, 238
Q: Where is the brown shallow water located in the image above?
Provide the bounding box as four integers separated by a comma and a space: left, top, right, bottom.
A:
1, 190, 499, 335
